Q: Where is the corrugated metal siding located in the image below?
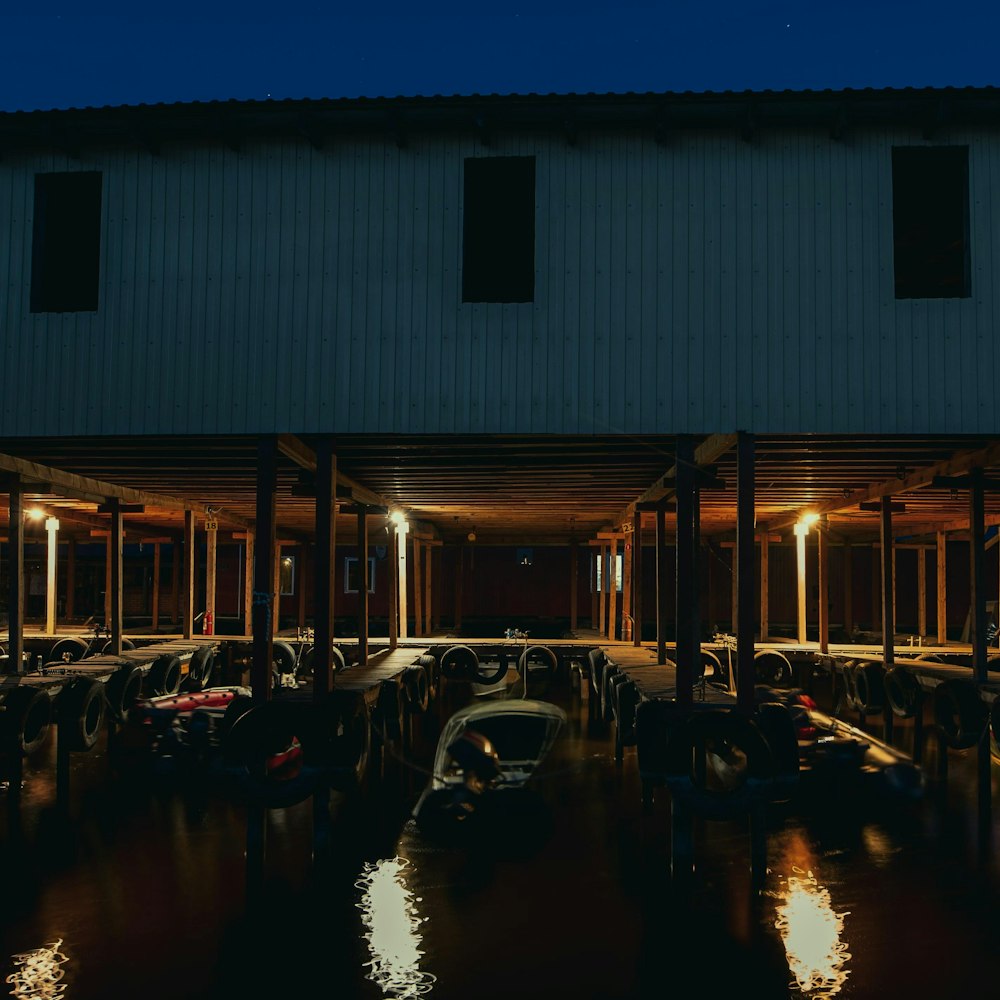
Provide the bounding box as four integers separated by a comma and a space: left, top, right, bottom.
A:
1, 126, 999, 437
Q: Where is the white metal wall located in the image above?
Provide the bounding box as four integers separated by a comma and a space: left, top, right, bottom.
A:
0, 125, 997, 437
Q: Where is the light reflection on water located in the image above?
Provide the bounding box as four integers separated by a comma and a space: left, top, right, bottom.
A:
6, 939, 70, 999
773, 868, 851, 998
355, 856, 435, 999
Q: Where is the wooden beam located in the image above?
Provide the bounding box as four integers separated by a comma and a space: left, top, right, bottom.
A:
881, 499, 895, 670
0, 450, 251, 528
277, 433, 422, 526
736, 432, 756, 713
66, 539, 76, 621
243, 531, 254, 637
388, 519, 399, 651
619, 433, 737, 527
895, 511, 1000, 538
453, 542, 462, 633
768, 440, 1000, 531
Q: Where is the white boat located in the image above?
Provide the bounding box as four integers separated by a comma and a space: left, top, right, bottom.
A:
412, 699, 566, 836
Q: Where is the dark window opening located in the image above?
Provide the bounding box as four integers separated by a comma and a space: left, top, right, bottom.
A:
891, 147, 969, 299
30, 171, 102, 313
462, 156, 535, 303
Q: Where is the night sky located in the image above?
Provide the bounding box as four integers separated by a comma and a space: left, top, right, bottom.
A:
1, 1, 997, 113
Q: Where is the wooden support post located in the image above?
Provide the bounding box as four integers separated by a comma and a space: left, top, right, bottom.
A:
205, 521, 217, 636
730, 546, 738, 636
6, 479, 24, 673
183, 510, 196, 641
656, 509, 668, 665
273, 543, 282, 638
388, 519, 398, 651
970, 470, 987, 685
244, 532, 254, 638
412, 538, 423, 638
66, 539, 75, 621
171, 539, 180, 627
622, 531, 632, 642
736, 432, 756, 714
675, 435, 696, 709
398, 526, 410, 639
937, 531, 948, 644
760, 530, 769, 642
608, 536, 618, 640
918, 548, 927, 639
297, 544, 307, 630
251, 436, 277, 704
570, 541, 579, 634
453, 542, 462, 633
314, 439, 337, 699
632, 510, 643, 646
842, 542, 853, 638
424, 541, 432, 636
818, 519, 829, 655
590, 549, 598, 629
880, 498, 895, 668
877, 499, 896, 745
358, 508, 369, 665
45, 516, 59, 636
598, 545, 607, 636
795, 525, 808, 644
151, 542, 161, 631
432, 547, 441, 632
104, 534, 112, 629
871, 545, 880, 634
109, 499, 123, 655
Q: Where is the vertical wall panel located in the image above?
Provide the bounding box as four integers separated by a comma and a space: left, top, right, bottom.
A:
3, 123, 1000, 438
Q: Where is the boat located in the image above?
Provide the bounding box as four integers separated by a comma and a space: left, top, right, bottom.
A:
412, 698, 566, 843
754, 685, 926, 800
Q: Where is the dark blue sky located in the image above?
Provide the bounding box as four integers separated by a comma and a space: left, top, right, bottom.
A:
2, 2, 997, 113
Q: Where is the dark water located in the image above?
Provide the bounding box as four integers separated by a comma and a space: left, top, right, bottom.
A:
3, 677, 1000, 1000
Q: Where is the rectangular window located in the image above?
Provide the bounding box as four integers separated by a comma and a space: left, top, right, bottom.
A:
30, 171, 103, 313
595, 554, 623, 594
344, 556, 376, 594
462, 156, 535, 303
891, 147, 970, 299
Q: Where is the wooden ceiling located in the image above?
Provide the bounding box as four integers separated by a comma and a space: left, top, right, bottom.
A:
1, 432, 999, 546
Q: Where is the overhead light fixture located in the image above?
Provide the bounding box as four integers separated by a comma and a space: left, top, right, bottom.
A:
794, 512, 820, 537
467, 528, 477, 543
26, 508, 45, 521
390, 510, 407, 527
